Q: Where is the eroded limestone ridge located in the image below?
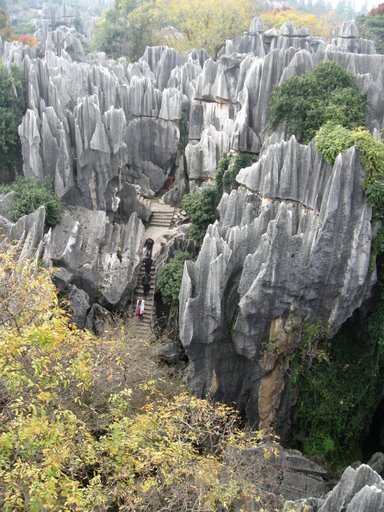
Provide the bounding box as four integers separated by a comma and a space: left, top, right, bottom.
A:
0, 18, 381, 424
0, 19, 381, 209
179, 138, 375, 438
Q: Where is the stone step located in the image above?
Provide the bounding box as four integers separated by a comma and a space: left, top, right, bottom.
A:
151, 215, 173, 220
135, 287, 154, 293
151, 220, 173, 225
151, 216, 173, 222
151, 220, 173, 226
151, 217, 173, 223
151, 206, 175, 211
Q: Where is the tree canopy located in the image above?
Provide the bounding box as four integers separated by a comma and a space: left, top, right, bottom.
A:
92, 0, 259, 61
0, 177, 62, 227
260, 6, 334, 38
268, 61, 367, 143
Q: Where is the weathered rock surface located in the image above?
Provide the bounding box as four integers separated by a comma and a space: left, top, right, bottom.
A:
0, 191, 16, 219
68, 284, 90, 329
179, 137, 375, 436
2, 18, 381, 202
85, 303, 116, 336
226, 444, 327, 508
43, 206, 145, 309
283, 464, 384, 511
14, 32, 192, 208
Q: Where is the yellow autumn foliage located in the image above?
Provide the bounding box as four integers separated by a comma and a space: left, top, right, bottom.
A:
0, 248, 280, 511
260, 8, 335, 39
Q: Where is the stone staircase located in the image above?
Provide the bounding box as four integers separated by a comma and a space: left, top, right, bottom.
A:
132, 263, 156, 337
131, 201, 175, 337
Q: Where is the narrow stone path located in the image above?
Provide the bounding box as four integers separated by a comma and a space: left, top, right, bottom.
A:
131, 201, 175, 337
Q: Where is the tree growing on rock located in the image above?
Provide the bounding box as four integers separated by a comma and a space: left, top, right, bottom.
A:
268, 61, 367, 143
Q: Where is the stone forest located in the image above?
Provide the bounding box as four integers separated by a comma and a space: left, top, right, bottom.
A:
1, 0, 384, 510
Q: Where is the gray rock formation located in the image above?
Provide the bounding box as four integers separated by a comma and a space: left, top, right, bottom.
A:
4, 17, 381, 202
226, 444, 327, 508
0, 191, 16, 219
329, 22, 376, 54
43, 205, 145, 309
283, 464, 384, 511
68, 284, 90, 328
85, 303, 115, 336
8, 206, 46, 261
14, 30, 193, 209
179, 137, 375, 436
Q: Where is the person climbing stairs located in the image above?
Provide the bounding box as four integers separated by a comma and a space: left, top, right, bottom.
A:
131, 200, 175, 337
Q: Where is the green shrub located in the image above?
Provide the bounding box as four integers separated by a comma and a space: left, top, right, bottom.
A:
351, 128, 384, 186
268, 61, 367, 143
365, 181, 384, 220
315, 123, 353, 164
215, 153, 253, 198
214, 153, 231, 199
356, 13, 384, 55
182, 188, 217, 245
293, 307, 384, 468
158, 251, 193, 305
3, 177, 62, 228
183, 153, 255, 245
370, 229, 384, 270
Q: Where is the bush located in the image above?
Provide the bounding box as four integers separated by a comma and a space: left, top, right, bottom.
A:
182, 187, 217, 245
293, 307, 384, 468
365, 181, 384, 220
215, 153, 254, 199
315, 122, 353, 164
183, 153, 255, 245
350, 127, 384, 186
268, 61, 367, 143
2, 177, 62, 227
158, 251, 193, 305
0, 249, 280, 511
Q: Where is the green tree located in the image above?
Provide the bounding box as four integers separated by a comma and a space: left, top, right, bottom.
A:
315, 122, 353, 164
268, 61, 367, 143
92, 0, 258, 60
183, 153, 255, 245
182, 187, 217, 245
1, 177, 62, 227
293, 281, 384, 468
91, 0, 145, 59
158, 251, 193, 305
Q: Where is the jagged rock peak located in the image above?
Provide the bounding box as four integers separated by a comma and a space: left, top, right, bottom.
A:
333, 21, 360, 39
179, 137, 375, 436
249, 17, 265, 34
328, 21, 376, 54
284, 464, 384, 511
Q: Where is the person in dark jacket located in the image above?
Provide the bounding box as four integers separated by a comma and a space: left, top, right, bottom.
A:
143, 256, 153, 275
143, 238, 154, 257
142, 273, 151, 296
